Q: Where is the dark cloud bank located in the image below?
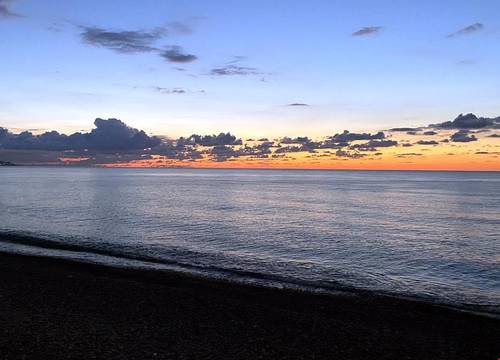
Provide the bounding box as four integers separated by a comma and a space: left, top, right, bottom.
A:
0, 118, 161, 151
431, 113, 500, 129
1, 113, 498, 165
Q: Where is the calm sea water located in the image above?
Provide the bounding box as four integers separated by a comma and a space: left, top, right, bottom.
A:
0, 167, 499, 311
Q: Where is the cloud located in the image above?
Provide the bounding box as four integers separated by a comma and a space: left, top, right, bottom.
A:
475, 151, 500, 155
280, 136, 312, 144
80, 26, 165, 53
3, 111, 497, 165
166, 21, 194, 35
287, 103, 309, 107
160, 46, 197, 63
228, 55, 247, 64
457, 59, 477, 66
152, 86, 205, 94
447, 23, 484, 38
389, 127, 422, 132
351, 139, 398, 151
396, 153, 423, 158
274, 146, 303, 154
0, 0, 21, 18
88, 118, 161, 150
431, 113, 500, 129
177, 133, 242, 147
210, 65, 261, 76
488, 134, 500, 138
80, 24, 198, 64
326, 130, 385, 147
0, 118, 161, 151
450, 130, 477, 143
209, 145, 239, 162
335, 149, 366, 159
352, 26, 383, 36
135, 85, 204, 94
154, 86, 187, 94
0, 127, 8, 139
416, 140, 439, 145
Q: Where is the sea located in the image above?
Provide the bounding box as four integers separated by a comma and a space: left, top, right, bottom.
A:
1, 167, 499, 313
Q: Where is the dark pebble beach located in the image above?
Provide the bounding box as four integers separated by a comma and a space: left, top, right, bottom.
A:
0, 252, 498, 360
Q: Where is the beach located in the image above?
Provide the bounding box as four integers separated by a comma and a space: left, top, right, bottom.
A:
0, 252, 498, 360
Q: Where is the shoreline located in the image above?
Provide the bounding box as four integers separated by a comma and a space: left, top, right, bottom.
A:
0, 252, 498, 359
1, 231, 498, 317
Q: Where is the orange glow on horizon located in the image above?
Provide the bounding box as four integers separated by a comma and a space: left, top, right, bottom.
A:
98, 152, 499, 171
96, 130, 500, 171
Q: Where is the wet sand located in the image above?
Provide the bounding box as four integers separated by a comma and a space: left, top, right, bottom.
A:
0, 252, 498, 359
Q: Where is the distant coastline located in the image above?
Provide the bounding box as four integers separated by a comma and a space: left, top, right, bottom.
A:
2, 163, 499, 172
0, 160, 16, 166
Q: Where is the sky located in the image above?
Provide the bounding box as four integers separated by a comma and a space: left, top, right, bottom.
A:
0, 0, 499, 170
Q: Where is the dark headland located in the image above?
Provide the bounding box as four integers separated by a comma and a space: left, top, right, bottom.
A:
0, 160, 16, 166
0, 252, 498, 360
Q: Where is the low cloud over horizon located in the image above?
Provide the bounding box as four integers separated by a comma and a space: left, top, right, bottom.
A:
1, 113, 498, 170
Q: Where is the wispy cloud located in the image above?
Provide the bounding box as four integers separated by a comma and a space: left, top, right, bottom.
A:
80, 24, 198, 64
160, 46, 197, 63
153, 86, 205, 94
447, 23, 484, 38
352, 26, 383, 37
416, 140, 438, 146
0, 0, 21, 18
166, 21, 194, 35
287, 103, 309, 107
154, 87, 187, 94
456, 59, 477, 65
210, 65, 261, 76
227, 55, 247, 64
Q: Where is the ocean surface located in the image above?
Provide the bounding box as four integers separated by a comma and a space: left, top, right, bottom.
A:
0, 167, 499, 312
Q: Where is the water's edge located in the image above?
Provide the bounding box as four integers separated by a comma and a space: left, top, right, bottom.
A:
1, 230, 498, 318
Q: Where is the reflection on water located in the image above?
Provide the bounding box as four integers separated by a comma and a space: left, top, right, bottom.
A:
0, 167, 499, 309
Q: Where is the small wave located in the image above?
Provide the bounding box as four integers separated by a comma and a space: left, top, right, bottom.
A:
0, 230, 351, 291
0, 230, 498, 316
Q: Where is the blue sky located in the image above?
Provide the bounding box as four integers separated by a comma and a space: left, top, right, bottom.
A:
1, 0, 499, 137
